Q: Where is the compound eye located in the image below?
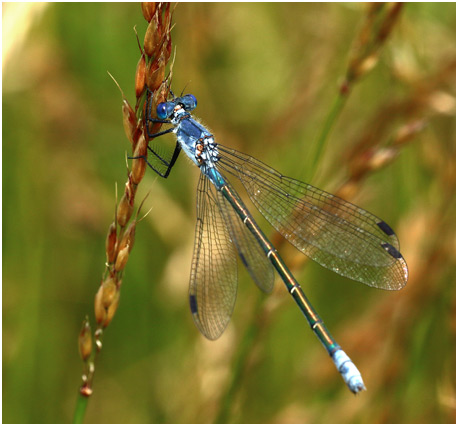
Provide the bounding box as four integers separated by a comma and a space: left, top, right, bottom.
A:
188, 94, 197, 108
181, 94, 197, 111
156, 103, 169, 120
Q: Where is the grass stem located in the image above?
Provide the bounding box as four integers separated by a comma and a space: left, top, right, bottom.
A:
73, 393, 89, 424
307, 92, 347, 181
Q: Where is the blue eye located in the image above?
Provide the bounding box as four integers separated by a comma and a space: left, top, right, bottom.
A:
156, 103, 169, 120
188, 94, 197, 108
180, 94, 197, 111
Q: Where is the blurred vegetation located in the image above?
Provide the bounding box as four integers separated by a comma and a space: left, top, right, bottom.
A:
3, 3, 455, 423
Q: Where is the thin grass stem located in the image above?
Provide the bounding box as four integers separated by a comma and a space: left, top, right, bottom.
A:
73, 393, 89, 424
307, 92, 347, 181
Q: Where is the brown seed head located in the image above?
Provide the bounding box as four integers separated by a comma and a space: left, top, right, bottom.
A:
103, 289, 120, 328
163, 3, 172, 29
118, 221, 137, 254
367, 147, 398, 171
101, 276, 118, 309
146, 54, 166, 92
132, 119, 144, 150
126, 175, 138, 201
394, 120, 426, 146
132, 133, 147, 184
115, 246, 130, 272
78, 319, 93, 362
163, 32, 172, 64
122, 99, 137, 146
345, 4, 403, 88
153, 80, 169, 110
141, 2, 156, 23
351, 52, 379, 81
377, 3, 403, 44
135, 53, 147, 98
117, 191, 134, 227
144, 13, 162, 57
94, 284, 106, 325
106, 222, 117, 264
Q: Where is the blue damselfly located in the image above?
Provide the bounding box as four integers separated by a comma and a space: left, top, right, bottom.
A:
140, 90, 408, 393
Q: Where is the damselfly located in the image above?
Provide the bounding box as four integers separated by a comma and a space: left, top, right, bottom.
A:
140, 90, 408, 393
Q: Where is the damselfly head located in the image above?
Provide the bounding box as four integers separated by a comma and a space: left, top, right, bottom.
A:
157, 94, 197, 119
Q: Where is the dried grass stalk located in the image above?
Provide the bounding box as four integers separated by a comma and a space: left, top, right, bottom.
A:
74, 4, 174, 421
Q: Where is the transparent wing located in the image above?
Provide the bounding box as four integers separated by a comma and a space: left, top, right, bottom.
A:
218, 145, 408, 290
216, 179, 275, 294
189, 174, 238, 340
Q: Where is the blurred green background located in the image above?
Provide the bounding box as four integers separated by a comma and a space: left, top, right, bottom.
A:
3, 3, 455, 423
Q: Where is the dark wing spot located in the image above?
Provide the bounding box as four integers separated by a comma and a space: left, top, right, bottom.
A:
189, 294, 198, 314
381, 243, 402, 259
377, 221, 395, 237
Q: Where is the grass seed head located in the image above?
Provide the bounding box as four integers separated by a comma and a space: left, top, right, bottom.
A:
132, 134, 147, 184
130, 119, 144, 153
146, 54, 166, 92
349, 52, 379, 82
135, 53, 147, 98
78, 319, 93, 362
367, 147, 398, 171
152, 79, 169, 110
101, 276, 118, 309
141, 2, 156, 23
377, 3, 403, 44
144, 13, 162, 57
103, 290, 120, 328
94, 283, 107, 325
106, 222, 117, 264
345, 4, 403, 88
118, 221, 137, 254
115, 246, 130, 272
394, 120, 426, 146
163, 32, 172, 64
77, 4, 176, 400
122, 99, 137, 146
117, 191, 134, 227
